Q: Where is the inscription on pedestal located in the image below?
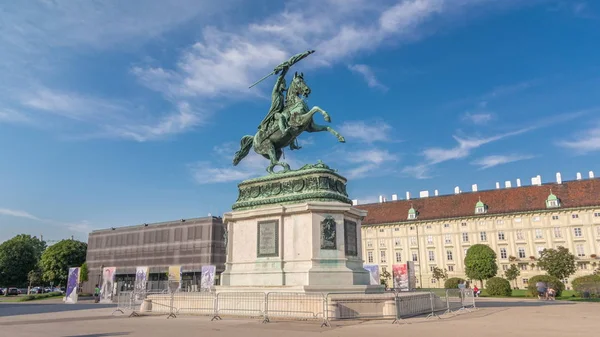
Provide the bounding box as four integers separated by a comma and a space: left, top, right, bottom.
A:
344, 220, 358, 256
257, 220, 279, 257
320, 216, 337, 250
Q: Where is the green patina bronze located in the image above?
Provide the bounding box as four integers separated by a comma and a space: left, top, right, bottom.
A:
232, 161, 352, 210
232, 50, 345, 174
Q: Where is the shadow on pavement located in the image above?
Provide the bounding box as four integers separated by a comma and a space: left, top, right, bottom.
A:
0, 303, 116, 317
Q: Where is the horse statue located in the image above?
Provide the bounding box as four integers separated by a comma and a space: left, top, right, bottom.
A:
233, 70, 345, 174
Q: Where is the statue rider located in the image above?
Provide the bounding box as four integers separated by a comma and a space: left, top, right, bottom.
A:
259, 50, 314, 137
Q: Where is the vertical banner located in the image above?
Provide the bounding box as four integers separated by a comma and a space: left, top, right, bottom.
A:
134, 266, 148, 298
65, 267, 80, 304
407, 261, 417, 291
392, 264, 409, 291
100, 267, 116, 303
200, 265, 216, 291
363, 265, 380, 286
168, 265, 182, 292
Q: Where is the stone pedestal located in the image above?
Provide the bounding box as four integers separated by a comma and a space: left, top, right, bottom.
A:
220, 163, 381, 293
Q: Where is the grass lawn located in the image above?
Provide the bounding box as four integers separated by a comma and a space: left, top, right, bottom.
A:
0, 292, 63, 303
421, 288, 599, 302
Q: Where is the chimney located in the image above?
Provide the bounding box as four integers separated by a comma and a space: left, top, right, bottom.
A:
434, 189, 439, 196
352, 199, 358, 205
505, 181, 512, 188
537, 175, 542, 185
590, 171, 595, 179
391, 194, 398, 201
576, 172, 582, 180
556, 172, 562, 184
516, 178, 521, 187
454, 186, 460, 194
472, 184, 478, 192
495, 182, 500, 189
379, 195, 384, 203
406, 191, 411, 200
419, 190, 429, 198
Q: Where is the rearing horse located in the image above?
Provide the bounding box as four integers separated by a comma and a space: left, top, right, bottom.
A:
233, 72, 345, 173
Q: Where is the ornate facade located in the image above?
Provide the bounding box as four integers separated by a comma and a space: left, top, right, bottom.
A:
357, 177, 600, 289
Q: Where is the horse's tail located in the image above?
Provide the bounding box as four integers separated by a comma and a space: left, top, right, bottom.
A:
233, 135, 254, 166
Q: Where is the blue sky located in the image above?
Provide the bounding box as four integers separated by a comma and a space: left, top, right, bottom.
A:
1, 0, 599, 243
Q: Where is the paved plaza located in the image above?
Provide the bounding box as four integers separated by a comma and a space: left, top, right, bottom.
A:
0, 298, 598, 337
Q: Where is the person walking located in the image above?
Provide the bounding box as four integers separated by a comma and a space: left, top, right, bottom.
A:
94, 284, 100, 303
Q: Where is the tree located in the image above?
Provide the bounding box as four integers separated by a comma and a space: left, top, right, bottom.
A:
380, 270, 392, 287
504, 264, 520, 288
0, 234, 46, 287
28, 269, 42, 288
464, 244, 498, 288
40, 239, 87, 286
536, 246, 576, 281
431, 267, 448, 288
80, 262, 89, 283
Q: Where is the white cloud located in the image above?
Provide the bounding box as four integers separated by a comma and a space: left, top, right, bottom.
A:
471, 154, 536, 170
339, 120, 394, 143
558, 123, 600, 154
401, 164, 433, 179
0, 207, 92, 233
0, 208, 42, 221
342, 148, 399, 179
0, 108, 30, 124
348, 64, 388, 90
462, 112, 494, 125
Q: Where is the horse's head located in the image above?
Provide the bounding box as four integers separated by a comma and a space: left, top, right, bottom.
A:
290, 71, 311, 98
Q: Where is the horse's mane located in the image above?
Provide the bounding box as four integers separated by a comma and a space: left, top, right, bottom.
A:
285, 76, 302, 107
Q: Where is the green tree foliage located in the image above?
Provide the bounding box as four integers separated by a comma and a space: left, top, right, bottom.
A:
571, 274, 600, 296
444, 277, 468, 289
40, 239, 87, 286
380, 270, 391, 287
0, 234, 46, 287
80, 262, 89, 283
527, 275, 565, 297
431, 267, 448, 287
485, 277, 512, 296
464, 244, 498, 287
27, 269, 42, 288
504, 264, 520, 288
536, 246, 576, 280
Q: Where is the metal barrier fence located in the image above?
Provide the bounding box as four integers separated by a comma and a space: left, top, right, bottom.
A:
112, 289, 476, 325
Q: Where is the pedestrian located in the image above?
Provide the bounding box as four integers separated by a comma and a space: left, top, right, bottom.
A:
94, 284, 100, 303
473, 285, 481, 297
535, 281, 547, 300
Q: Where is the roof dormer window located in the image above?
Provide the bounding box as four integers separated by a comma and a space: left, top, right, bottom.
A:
475, 198, 487, 214
408, 205, 418, 220
546, 190, 560, 208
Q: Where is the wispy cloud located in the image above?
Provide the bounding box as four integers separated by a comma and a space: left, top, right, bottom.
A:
348, 64, 388, 91
401, 164, 433, 180
0, 108, 31, 124
0, 208, 91, 234
0, 208, 43, 221
462, 112, 494, 125
341, 148, 399, 179
471, 154, 536, 170
557, 122, 600, 154
338, 120, 394, 143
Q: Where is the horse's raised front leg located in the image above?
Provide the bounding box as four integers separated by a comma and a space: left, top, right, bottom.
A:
307, 121, 345, 143
308, 106, 330, 123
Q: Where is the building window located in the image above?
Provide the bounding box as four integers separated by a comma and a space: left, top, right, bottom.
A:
552, 215, 559, 220
515, 218, 522, 223
412, 253, 418, 262
498, 232, 505, 241
523, 278, 529, 285
537, 246, 545, 257
519, 264, 528, 271
431, 278, 437, 284
379, 239, 386, 247
500, 248, 507, 259
427, 236, 433, 244
475, 206, 486, 214
426, 225, 432, 229
464, 248, 468, 256
367, 251, 374, 263
462, 233, 469, 242
447, 250, 453, 261
576, 244, 585, 257
480, 232, 487, 241
444, 234, 452, 244
547, 200, 559, 207
553, 227, 562, 239
380, 250, 387, 263
448, 265, 454, 272
518, 247, 526, 258
410, 237, 417, 246
381, 266, 387, 273
572, 214, 579, 219
394, 227, 400, 232
594, 212, 600, 217
535, 229, 543, 239
444, 223, 450, 228
395, 251, 402, 263
367, 240, 373, 248
533, 216, 540, 222
516, 230, 524, 240
408, 213, 416, 220
461, 222, 467, 227
410, 227, 414, 231
379, 228, 384, 232
578, 263, 588, 270
394, 238, 401, 247
428, 251, 435, 261
496, 220, 504, 225
574, 228, 583, 237
502, 264, 508, 271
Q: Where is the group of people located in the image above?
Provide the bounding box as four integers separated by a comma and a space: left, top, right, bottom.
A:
535, 281, 556, 300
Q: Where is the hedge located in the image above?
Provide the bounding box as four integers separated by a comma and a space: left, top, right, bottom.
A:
18, 292, 62, 302
527, 275, 564, 297
485, 277, 512, 297
571, 274, 600, 297
444, 277, 469, 289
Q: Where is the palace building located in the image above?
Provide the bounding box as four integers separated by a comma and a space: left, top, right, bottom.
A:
356, 172, 600, 289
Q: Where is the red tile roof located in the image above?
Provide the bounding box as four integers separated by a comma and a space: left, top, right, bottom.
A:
356, 178, 600, 225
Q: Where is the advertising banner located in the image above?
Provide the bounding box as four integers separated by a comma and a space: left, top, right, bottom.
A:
65, 267, 80, 304
200, 265, 216, 290
392, 263, 409, 291
407, 261, 417, 291
168, 265, 182, 291
134, 266, 148, 298
100, 267, 116, 303
363, 264, 380, 286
